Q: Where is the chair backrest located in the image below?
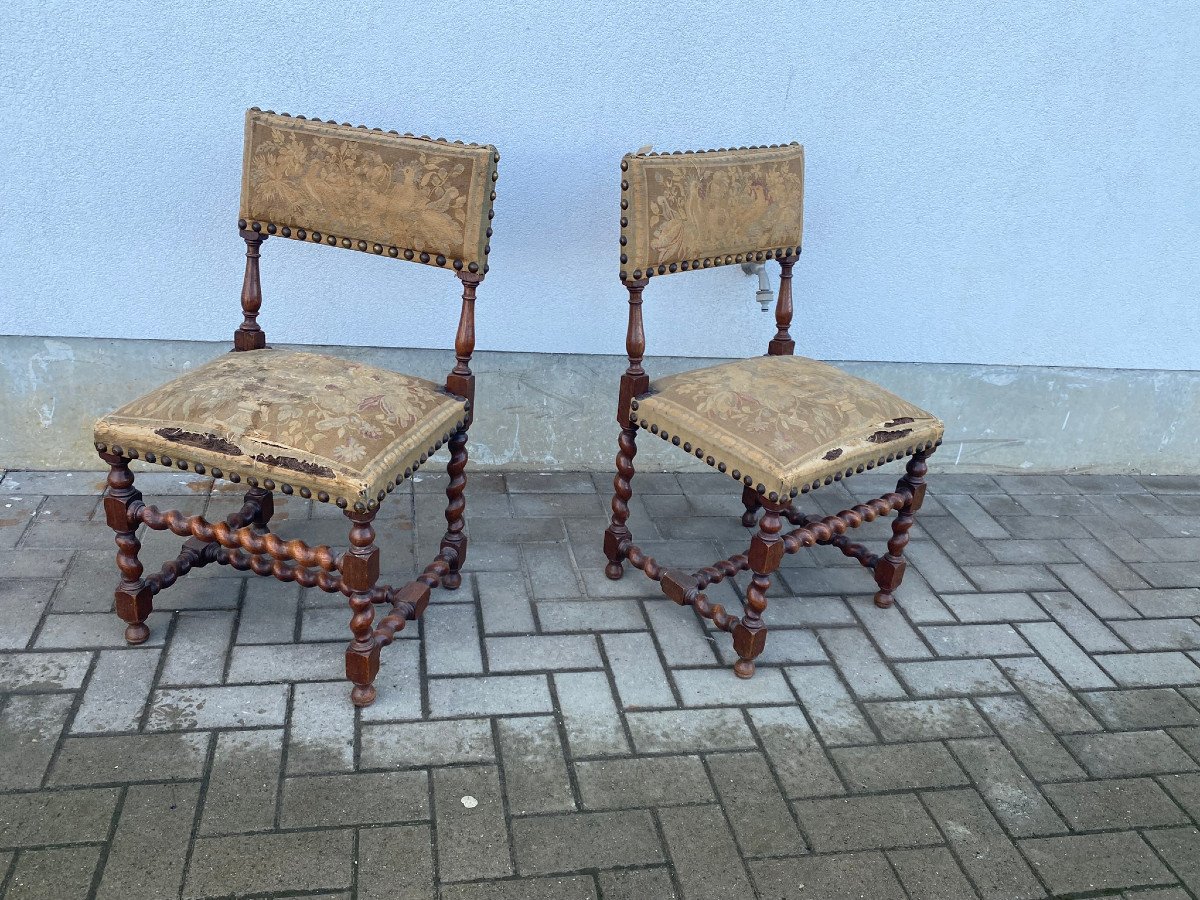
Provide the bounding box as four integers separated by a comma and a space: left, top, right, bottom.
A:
239, 108, 499, 274
619, 144, 804, 281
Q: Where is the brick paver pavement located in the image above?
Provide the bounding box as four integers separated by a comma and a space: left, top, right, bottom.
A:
1, 467, 1199, 898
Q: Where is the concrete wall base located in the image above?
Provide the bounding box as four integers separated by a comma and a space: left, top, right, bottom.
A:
1, 336, 1195, 475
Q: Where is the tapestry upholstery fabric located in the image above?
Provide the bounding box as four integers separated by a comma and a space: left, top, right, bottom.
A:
633, 356, 943, 499
240, 109, 497, 271
94, 350, 468, 505
620, 145, 804, 277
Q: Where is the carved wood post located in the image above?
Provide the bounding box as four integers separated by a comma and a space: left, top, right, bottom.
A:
740, 484, 762, 527
342, 508, 381, 706
873, 450, 928, 609
446, 272, 480, 413
768, 255, 796, 356
100, 452, 152, 644
234, 229, 267, 351
604, 278, 650, 579
440, 428, 469, 590
733, 498, 784, 678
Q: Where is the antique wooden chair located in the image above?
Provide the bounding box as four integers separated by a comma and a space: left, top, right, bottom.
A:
94, 109, 499, 706
603, 144, 944, 678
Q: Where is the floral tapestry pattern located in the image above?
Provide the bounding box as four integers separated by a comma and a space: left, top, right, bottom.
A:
623, 146, 804, 273
637, 355, 943, 495
240, 112, 492, 264
95, 350, 467, 501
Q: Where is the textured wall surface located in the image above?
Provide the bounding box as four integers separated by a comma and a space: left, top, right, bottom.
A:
1, 1, 1198, 370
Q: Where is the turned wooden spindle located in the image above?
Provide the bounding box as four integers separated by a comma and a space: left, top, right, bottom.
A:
234, 229, 267, 351
342, 508, 381, 707
767, 254, 796, 356
873, 450, 928, 609
733, 499, 784, 678
446, 272, 480, 410
100, 452, 152, 644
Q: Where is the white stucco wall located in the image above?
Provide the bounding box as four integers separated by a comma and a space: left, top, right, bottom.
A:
1, 0, 1197, 370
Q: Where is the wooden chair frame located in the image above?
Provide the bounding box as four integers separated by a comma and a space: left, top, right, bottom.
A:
602, 148, 935, 679
97, 110, 498, 706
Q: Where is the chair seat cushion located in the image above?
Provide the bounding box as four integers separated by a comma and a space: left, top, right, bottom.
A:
633, 355, 943, 499
94, 349, 468, 506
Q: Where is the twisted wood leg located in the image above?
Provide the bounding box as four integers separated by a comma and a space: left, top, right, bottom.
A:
733, 501, 784, 678
740, 484, 762, 527
342, 508, 381, 707
100, 453, 152, 644
439, 427, 469, 590
603, 424, 638, 580
873, 450, 929, 609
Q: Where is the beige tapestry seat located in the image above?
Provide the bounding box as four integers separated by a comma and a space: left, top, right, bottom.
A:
94, 349, 468, 506
633, 355, 944, 499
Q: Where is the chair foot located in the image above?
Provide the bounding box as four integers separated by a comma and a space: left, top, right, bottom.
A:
873, 590, 895, 609
733, 657, 756, 679
124, 622, 150, 645
350, 684, 377, 707
605, 561, 625, 580
441, 572, 463, 590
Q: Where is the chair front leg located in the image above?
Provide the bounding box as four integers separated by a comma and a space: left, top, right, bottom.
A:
873, 450, 928, 609
740, 484, 762, 527
733, 499, 784, 678
603, 424, 638, 580
342, 507, 381, 707
100, 452, 153, 645
244, 485, 274, 532
440, 426, 469, 590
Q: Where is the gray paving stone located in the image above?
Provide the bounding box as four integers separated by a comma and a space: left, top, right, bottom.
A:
1134, 560, 1200, 588
160, 609, 236, 685
0, 787, 119, 847
625, 708, 756, 754
0, 650, 91, 691
199, 728, 282, 834
920, 623, 1030, 657
288, 680, 356, 773
281, 770, 428, 827
602, 631, 676, 708
359, 639, 423, 722
72, 647, 161, 733
905, 541, 974, 592
644, 602, 719, 665
50, 731, 209, 785
496, 716, 576, 815
893, 570, 957, 623
1049, 562, 1148, 617
796, 793, 940, 852
672, 666, 795, 706
487, 634, 601, 672
1017, 622, 1116, 689
147, 683, 288, 730
423, 602, 484, 675
1063, 731, 1197, 777
939, 592, 1047, 623
1081, 688, 1200, 729
832, 742, 968, 793
1020, 831, 1176, 895
554, 671, 630, 756
1111, 617, 1200, 651
948, 738, 1066, 837
0, 693, 74, 789
750, 852, 905, 900
477, 572, 537, 634
658, 803, 754, 900
973, 694, 1086, 781
847, 595, 931, 659
358, 824, 435, 900
940, 493, 1009, 538
511, 810, 664, 874
5, 845, 101, 899
433, 765, 512, 881
706, 752, 804, 858
537, 599, 645, 631
748, 706, 844, 798
225, 641, 345, 683
235, 578, 300, 643
576, 755, 713, 809
895, 658, 1011, 696
887, 846, 978, 900
864, 697, 989, 742
429, 674, 553, 719
819, 628, 906, 700
96, 780, 200, 900
1042, 777, 1190, 830
997, 656, 1102, 732
1143, 827, 1200, 896
984, 538, 1078, 564
1096, 651, 1200, 687
1122, 588, 1200, 617
0, 580, 58, 650
183, 829, 354, 898
921, 788, 1046, 899
784, 664, 875, 745
597, 868, 677, 900
1033, 590, 1126, 652
714, 626, 827, 668
362, 718, 495, 769
440, 875, 597, 900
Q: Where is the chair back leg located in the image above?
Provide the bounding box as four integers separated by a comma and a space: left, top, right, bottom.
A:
603, 424, 639, 579
439, 427, 470, 590
733, 500, 785, 678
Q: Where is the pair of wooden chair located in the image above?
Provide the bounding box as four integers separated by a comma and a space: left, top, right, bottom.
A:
94, 109, 942, 706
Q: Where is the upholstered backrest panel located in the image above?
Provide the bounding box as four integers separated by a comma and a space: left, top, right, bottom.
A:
620, 144, 804, 279
240, 109, 498, 273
